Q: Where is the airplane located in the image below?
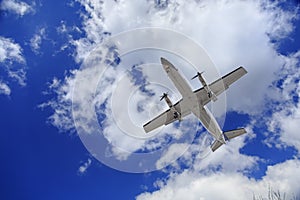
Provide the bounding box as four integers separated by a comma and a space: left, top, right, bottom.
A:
143, 57, 248, 152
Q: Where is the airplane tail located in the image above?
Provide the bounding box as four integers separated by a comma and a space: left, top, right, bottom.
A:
211, 140, 223, 152
211, 128, 246, 152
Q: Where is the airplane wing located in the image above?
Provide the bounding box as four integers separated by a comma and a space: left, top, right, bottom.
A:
194, 67, 247, 106
143, 99, 191, 133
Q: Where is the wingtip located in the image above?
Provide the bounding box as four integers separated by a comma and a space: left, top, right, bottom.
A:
239, 66, 248, 74
241, 127, 247, 133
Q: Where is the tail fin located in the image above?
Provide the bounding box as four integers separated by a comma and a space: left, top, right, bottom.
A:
210, 128, 246, 152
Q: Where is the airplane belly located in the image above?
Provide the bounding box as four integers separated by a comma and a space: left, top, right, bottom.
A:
192, 106, 223, 141
166, 65, 193, 98
165, 63, 200, 116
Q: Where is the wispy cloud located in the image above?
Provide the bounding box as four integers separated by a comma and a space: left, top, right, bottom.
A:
77, 158, 92, 175
0, 36, 25, 64
0, 36, 27, 95
30, 27, 46, 54
0, 81, 11, 95
54, 21, 82, 54
0, 0, 35, 17
39, 73, 76, 133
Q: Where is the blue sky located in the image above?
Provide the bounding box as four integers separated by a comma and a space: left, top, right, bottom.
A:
1, 0, 300, 199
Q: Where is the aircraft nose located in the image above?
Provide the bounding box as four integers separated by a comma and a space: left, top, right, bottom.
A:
160, 57, 167, 65
160, 57, 178, 72
160, 57, 170, 70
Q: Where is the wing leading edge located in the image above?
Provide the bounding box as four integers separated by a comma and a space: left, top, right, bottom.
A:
194, 66, 247, 106
143, 99, 191, 133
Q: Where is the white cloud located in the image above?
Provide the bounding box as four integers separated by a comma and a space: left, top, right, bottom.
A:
155, 123, 258, 174
0, 81, 11, 95
266, 51, 300, 152
136, 159, 300, 200
267, 101, 300, 152
54, 21, 82, 54
0, 0, 34, 17
7, 68, 26, 86
193, 136, 259, 173
0, 36, 27, 95
56, 21, 69, 35
68, 0, 298, 115
77, 158, 92, 175
155, 143, 190, 170
0, 36, 25, 64
39, 73, 77, 133
30, 27, 46, 54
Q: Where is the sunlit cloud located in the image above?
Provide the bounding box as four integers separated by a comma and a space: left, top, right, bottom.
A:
0, 36, 27, 95
0, 0, 35, 17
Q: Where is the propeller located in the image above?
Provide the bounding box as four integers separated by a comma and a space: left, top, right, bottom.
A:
191, 71, 204, 80
160, 92, 168, 101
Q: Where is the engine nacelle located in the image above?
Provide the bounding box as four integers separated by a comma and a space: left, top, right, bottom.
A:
192, 72, 217, 102
160, 93, 182, 120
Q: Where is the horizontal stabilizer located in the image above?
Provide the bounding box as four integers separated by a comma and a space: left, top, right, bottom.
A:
211, 128, 246, 152
223, 128, 246, 141
211, 140, 223, 152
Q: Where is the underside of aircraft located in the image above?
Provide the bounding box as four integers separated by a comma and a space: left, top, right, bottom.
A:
143, 57, 247, 152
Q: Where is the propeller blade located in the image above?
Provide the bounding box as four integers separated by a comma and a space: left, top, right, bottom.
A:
160, 95, 164, 101
160, 92, 168, 101
191, 71, 205, 80
191, 74, 198, 80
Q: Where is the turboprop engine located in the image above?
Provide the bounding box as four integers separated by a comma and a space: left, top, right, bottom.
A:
192, 72, 217, 102
160, 93, 181, 120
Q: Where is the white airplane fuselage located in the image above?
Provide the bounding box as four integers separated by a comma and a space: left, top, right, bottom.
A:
161, 58, 226, 144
